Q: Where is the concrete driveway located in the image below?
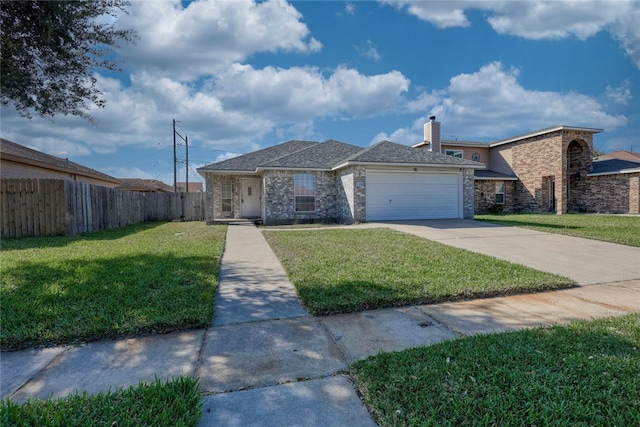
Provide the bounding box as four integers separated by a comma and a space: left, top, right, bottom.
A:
376, 219, 640, 285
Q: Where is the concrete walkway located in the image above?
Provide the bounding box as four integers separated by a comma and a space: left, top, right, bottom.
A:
2, 221, 639, 427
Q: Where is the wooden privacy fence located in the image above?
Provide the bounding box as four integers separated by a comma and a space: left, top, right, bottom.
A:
1, 179, 206, 238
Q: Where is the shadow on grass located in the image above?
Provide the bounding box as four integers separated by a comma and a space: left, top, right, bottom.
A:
1, 252, 219, 351
0, 222, 168, 251
297, 279, 577, 316
475, 218, 580, 230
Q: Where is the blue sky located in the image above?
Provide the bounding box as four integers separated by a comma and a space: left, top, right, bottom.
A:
2, 0, 639, 186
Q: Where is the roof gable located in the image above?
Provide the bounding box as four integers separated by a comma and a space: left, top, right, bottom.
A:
260, 140, 362, 169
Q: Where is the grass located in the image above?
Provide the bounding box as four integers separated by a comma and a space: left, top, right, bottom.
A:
349, 313, 640, 426
263, 228, 574, 315
0, 222, 226, 351
476, 213, 640, 247
1, 376, 202, 427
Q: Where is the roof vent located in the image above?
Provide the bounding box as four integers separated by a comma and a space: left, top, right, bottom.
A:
429, 115, 436, 121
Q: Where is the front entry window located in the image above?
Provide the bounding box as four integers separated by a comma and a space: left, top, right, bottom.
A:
222, 180, 232, 212
495, 182, 505, 204
294, 174, 316, 212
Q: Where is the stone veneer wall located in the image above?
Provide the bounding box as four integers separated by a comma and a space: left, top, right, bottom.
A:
474, 180, 516, 214
462, 168, 476, 219
582, 173, 640, 214
205, 174, 245, 222
263, 170, 337, 224
336, 165, 366, 223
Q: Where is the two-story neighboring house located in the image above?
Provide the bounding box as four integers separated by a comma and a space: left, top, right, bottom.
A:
414, 117, 639, 215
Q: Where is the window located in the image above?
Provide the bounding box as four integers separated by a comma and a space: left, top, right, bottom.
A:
495, 182, 505, 205
445, 149, 463, 159
222, 180, 232, 212
294, 174, 315, 212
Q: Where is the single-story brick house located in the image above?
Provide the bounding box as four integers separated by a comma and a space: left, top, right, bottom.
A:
414, 118, 640, 214
197, 139, 484, 225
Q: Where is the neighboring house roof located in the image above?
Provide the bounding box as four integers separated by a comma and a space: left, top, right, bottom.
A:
335, 140, 484, 169
0, 138, 119, 184
198, 139, 484, 175
588, 159, 640, 176
198, 140, 317, 173
177, 182, 203, 192
595, 150, 640, 162
475, 170, 519, 180
117, 178, 174, 192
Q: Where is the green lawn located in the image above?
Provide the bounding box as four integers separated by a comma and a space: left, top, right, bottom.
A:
263, 228, 574, 315
349, 313, 640, 426
1, 222, 226, 351
476, 213, 640, 247
1, 377, 202, 427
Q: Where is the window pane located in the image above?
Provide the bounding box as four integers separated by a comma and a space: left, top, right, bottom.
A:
294, 174, 315, 211
295, 196, 315, 212
222, 180, 232, 212
495, 194, 505, 204
495, 183, 505, 194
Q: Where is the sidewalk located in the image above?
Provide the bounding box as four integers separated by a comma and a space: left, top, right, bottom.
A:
2, 222, 639, 427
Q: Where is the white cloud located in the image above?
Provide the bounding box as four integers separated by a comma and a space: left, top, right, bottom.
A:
382, 0, 640, 69
379, 62, 627, 143
116, 0, 322, 80
606, 80, 633, 105
213, 64, 409, 120
356, 40, 382, 61
345, 3, 356, 15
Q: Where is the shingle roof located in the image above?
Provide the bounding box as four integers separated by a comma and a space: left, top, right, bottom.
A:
197, 140, 317, 172
1, 138, 119, 183
588, 159, 640, 176
198, 139, 483, 175
595, 150, 640, 162
474, 170, 519, 180
339, 140, 483, 168
260, 140, 362, 169
117, 179, 174, 192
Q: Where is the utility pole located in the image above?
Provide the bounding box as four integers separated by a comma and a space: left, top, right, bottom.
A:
185, 134, 189, 193
173, 119, 178, 192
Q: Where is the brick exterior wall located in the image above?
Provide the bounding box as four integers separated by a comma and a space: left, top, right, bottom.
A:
205, 174, 245, 221
203, 166, 482, 223
462, 168, 475, 219
336, 165, 366, 223
508, 129, 594, 213
263, 170, 337, 225
581, 173, 640, 214
474, 180, 516, 214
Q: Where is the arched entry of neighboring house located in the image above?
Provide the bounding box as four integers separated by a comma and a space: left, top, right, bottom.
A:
566, 139, 591, 212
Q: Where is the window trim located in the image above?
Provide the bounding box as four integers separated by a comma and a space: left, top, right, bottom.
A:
445, 149, 463, 159
294, 174, 316, 212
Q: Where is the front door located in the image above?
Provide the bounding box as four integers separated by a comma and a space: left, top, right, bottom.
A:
240, 178, 261, 218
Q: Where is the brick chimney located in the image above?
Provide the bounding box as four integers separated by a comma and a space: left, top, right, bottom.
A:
424, 116, 441, 153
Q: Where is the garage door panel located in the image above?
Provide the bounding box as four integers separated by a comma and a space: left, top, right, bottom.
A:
366, 171, 461, 220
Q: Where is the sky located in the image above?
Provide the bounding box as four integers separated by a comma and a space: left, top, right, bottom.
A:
1, 0, 639, 187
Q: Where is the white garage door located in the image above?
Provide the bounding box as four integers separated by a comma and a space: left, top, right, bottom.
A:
366, 171, 462, 220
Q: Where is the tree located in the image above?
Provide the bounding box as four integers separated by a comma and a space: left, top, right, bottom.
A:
1, 0, 137, 121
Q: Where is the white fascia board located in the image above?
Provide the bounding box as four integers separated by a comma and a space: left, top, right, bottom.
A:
587, 167, 640, 177
490, 126, 603, 148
